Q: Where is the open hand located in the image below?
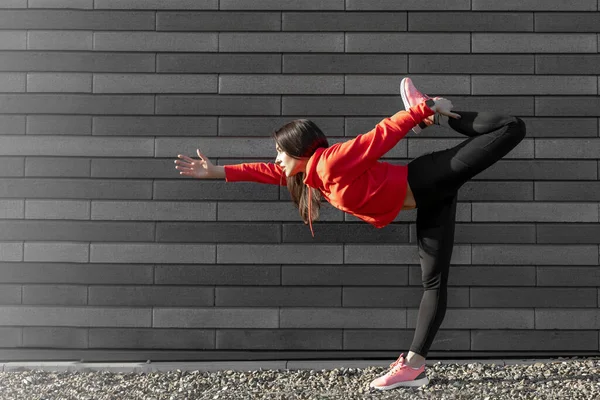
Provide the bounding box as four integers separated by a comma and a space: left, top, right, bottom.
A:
174, 149, 215, 179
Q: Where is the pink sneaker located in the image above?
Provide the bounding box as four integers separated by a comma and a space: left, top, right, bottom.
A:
369, 353, 429, 391
400, 77, 434, 134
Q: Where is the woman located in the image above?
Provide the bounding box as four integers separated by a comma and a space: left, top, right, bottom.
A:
174, 77, 526, 391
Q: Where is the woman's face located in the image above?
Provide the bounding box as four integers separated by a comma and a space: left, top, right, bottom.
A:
275, 144, 305, 177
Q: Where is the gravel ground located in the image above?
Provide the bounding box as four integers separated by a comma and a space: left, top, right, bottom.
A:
1, 357, 599, 400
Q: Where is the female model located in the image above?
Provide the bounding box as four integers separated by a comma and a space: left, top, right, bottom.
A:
174, 78, 526, 391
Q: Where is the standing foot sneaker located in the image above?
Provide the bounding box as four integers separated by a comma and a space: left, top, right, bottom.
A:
369, 352, 429, 391
400, 77, 435, 134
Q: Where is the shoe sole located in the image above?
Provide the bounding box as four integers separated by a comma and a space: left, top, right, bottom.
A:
370, 375, 430, 390
400, 78, 421, 134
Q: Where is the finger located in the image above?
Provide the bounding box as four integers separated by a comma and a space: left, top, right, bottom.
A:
196, 149, 206, 161
178, 154, 194, 162
450, 112, 461, 119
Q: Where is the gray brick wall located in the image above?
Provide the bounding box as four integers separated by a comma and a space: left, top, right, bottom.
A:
0, 2, 598, 360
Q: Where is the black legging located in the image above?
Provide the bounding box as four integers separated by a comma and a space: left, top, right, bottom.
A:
406, 111, 526, 357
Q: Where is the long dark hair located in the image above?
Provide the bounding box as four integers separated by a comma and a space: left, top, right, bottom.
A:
271, 119, 329, 226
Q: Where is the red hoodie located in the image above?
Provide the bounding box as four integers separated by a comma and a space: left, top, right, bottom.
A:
224, 102, 435, 238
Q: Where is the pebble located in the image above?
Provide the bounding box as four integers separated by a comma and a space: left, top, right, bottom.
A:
0, 357, 598, 399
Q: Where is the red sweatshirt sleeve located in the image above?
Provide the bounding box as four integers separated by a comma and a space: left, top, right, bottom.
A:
320, 101, 434, 178
224, 162, 287, 186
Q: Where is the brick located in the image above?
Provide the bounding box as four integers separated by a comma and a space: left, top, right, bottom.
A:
95, 32, 217, 52
537, 224, 600, 244
156, 181, 278, 201
343, 287, 468, 308
407, 309, 534, 329
284, 12, 406, 31
23, 327, 87, 348
89, 328, 214, 349
153, 308, 278, 328
536, 12, 600, 32
436, 96, 534, 116
282, 265, 408, 286
95, 0, 218, 10
1, 0, 26, 7
346, 33, 470, 53
0, 115, 25, 134
535, 182, 600, 201
219, 33, 344, 52
536, 97, 600, 117
0, 51, 154, 72
158, 54, 280, 73
344, 244, 471, 265
0, 94, 154, 114
94, 74, 216, 94
28, 31, 92, 51
0, 158, 23, 177
408, 138, 532, 159
26, 200, 89, 219
460, 182, 533, 201
155, 264, 280, 285
347, 0, 470, 10
28, 0, 91, 8
472, 203, 598, 222
0, 220, 155, 241
412, 266, 536, 287
89, 286, 213, 306
88, 200, 217, 221
537, 267, 600, 286
283, 222, 408, 243
434, 223, 536, 244
218, 329, 341, 350
0, 73, 24, 92
474, 160, 597, 181
219, 117, 344, 137
281, 308, 405, 328
536, 55, 600, 74
0, 243, 22, 261
0, 262, 153, 284
536, 139, 600, 158
346, 202, 470, 225
27, 73, 91, 93
536, 310, 600, 329
0, 285, 20, 304
220, 0, 343, 10
217, 287, 341, 306
280, 95, 418, 116
0, 327, 21, 347
100, 158, 217, 178
0, 31, 26, 50
158, 11, 279, 31
345, 329, 469, 351
24, 242, 88, 263
472, 244, 598, 265
217, 244, 343, 264
0, 10, 154, 30
28, 115, 90, 135
158, 222, 280, 243
471, 330, 598, 351
521, 117, 598, 137
472, 76, 597, 95
22, 285, 86, 305
409, 54, 534, 74
284, 54, 408, 74
472, 0, 597, 11
0, 136, 153, 157
156, 95, 280, 116
91, 243, 216, 264
0, 306, 151, 327
409, 12, 532, 32
345, 74, 470, 95
470, 288, 597, 308
217, 202, 342, 222
0, 199, 25, 219
94, 116, 216, 136
219, 75, 343, 94
472, 33, 597, 53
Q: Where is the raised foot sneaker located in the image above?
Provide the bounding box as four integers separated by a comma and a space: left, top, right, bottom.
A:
369, 353, 429, 391
400, 77, 435, 134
